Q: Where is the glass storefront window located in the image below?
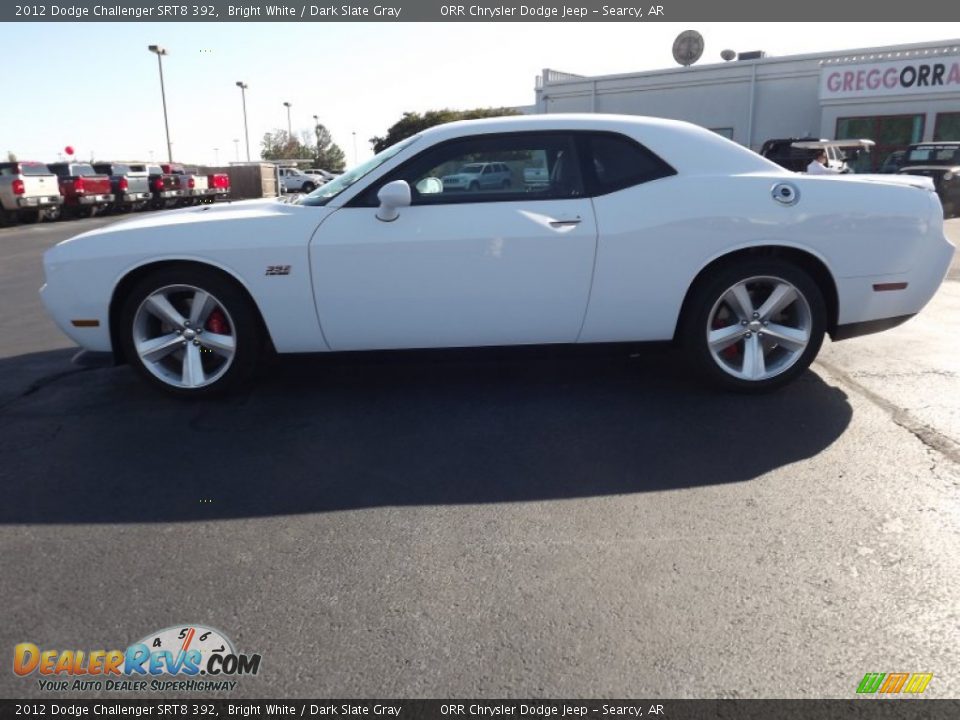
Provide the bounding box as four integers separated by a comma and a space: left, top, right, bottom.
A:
836, 114, 925, 172
934, 113, 960, 141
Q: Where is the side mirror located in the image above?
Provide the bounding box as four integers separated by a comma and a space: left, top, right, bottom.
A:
376, 180, 411, 222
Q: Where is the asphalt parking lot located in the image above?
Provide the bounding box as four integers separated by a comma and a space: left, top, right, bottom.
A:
0, 214, 958, 699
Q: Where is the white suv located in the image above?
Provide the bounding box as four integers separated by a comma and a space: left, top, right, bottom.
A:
441, 162, 512, 192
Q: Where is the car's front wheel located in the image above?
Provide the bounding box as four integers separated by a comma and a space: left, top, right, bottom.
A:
119, 266, 263, 397
682, 260, 826, 392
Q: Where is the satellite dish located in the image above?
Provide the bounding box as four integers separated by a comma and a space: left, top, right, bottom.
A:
721, 49, 736, 62
673, 30, 705, 67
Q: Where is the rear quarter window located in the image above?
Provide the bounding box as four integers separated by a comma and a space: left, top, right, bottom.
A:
580, 133, 676, 195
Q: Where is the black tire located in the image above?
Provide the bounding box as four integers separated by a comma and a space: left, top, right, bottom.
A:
118, 266, 264, 397
301, 182, 316, 193
0, 209, 16, 227
680, 259, 826, 393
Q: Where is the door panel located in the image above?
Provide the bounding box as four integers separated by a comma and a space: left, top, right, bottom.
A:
311, 199, 598, 350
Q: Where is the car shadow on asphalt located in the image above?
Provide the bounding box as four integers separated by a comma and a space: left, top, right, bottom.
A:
0, 345, 852, 523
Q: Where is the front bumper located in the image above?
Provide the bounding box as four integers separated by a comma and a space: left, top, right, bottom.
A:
17, 195, 62, 207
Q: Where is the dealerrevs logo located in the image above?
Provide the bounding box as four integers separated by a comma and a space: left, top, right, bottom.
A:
13, 625, 261, 693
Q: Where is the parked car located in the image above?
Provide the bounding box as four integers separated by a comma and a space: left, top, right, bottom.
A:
93, 162, 151, 213
278, 167, 319, 194
523, 166, 549, 188
0, 161, 62, 224
40, 114, 953, 397
879, 150, 906, 174
47, 162, 114, 218
147, 164, 186, 209
304, 168, 337, 182
897, 143, 960, 217
441, 161, 512, 191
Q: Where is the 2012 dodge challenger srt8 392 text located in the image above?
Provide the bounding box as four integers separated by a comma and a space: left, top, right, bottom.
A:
40, 114, 954, 396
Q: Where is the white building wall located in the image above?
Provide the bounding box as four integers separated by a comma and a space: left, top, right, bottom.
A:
534, 39, 960, 151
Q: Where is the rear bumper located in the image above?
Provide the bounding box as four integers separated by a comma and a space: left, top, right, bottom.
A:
17, 195, 62, 207
75, 194, 114, 205
155, 189, 184, 199
833, 221, 954, 340
117, 192, 150, 203
831, 314, 916, 341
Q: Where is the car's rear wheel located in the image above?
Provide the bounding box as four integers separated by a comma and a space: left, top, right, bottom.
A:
302, 182, 316, 193
682, 260, 826, 392
119, 267, 263, 397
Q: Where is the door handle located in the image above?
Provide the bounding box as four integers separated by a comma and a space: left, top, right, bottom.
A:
549, 216, 582, 227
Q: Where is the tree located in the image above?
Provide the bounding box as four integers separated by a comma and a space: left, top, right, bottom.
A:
260, 129, 313, 161
370, 107, 521, 154
312, 123, 346, 172
6, 151, 16, 162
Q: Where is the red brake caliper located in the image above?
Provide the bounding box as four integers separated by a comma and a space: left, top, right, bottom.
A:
712, 313, 741, 361
205, 309, 230, 335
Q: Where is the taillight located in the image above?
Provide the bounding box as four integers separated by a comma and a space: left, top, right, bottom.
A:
118, 177, 128, 191
74, 177, 86, 193
223, 175, 230, 189
11, 179, 24, 195
188, 177, 195, 189
152, 177, 164, 191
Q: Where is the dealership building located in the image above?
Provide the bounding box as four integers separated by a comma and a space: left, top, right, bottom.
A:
532, 38, 960, 170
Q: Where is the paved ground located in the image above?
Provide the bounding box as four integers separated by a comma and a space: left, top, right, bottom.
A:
0, 214, 957, 699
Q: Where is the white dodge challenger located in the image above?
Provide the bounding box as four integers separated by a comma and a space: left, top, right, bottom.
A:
41, 114, 954, 396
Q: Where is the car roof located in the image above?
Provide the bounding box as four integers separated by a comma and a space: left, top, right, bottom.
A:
413, 113, 781, 175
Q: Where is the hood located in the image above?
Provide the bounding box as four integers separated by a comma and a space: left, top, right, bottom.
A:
53, 197, 335, 253
92, 197, 296, 232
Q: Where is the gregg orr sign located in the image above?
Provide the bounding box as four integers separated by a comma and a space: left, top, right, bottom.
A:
820, 56, 960, 100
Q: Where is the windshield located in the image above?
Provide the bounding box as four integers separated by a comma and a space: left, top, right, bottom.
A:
299, 136, 419, 206
458, 164, 484, 174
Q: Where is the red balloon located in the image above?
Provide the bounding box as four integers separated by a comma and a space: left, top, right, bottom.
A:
64, 145, 74, 156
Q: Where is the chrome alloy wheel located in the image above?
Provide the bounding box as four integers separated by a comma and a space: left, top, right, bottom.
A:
131, 284, 237, 390
706, 275, 812, 382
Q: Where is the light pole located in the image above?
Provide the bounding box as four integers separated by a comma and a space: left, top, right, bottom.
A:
283, 101, 293, 138
214, 147, 219, 165
352, 131, 357, 164
312, 114, 320, 163
148, 45, 173, 163
233, 139, 239, 162
235, 82, 250, 162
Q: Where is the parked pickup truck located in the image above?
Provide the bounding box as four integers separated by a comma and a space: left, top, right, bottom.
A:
206, 171, 231, 202
47, 162, 114, 218
278, 167, 320, 194
161, 164, 208, 206
0, 161, 63, 224
93, 162, 151, 213
147, 164, 186, 209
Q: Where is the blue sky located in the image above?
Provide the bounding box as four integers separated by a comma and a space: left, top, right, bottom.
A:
2, 22, 955, 166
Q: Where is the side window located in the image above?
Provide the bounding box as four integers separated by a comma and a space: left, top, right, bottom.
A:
581, 133, 675, 195
355, 132, 583, 206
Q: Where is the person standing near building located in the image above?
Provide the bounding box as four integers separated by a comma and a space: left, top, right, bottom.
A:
807, 150, 842, 175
